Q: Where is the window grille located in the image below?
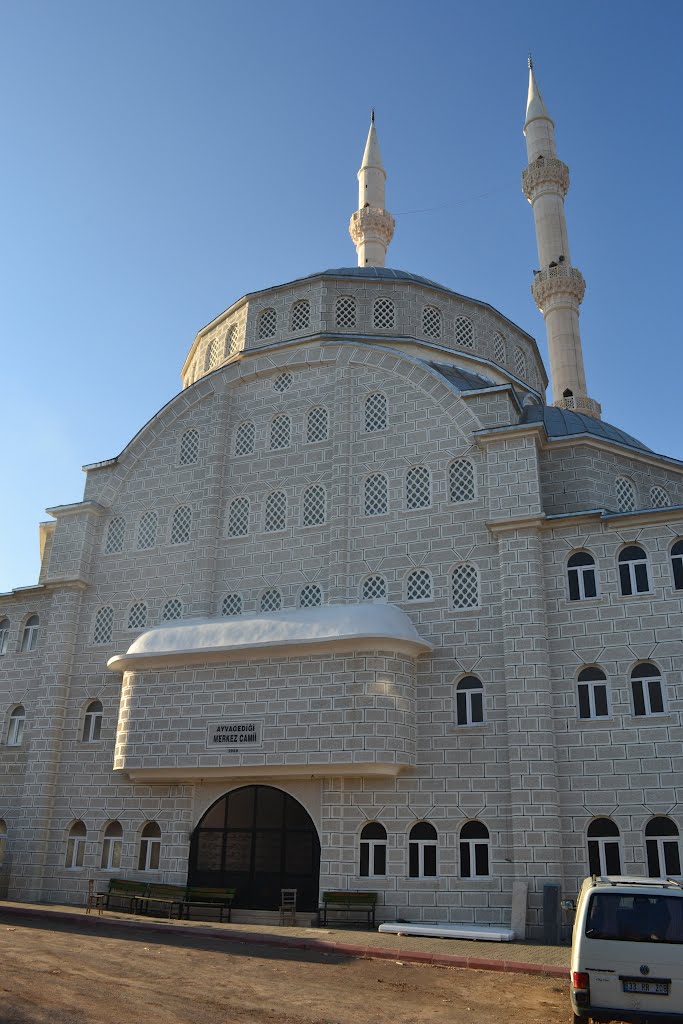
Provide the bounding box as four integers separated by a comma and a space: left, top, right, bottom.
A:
448, 459, 476, 502
258, 308, 277, 339
170, 506, 192, 544
299, 584, 322, 608
101, 822, 122, 871
179, 429, 199, 465
221, 593, 243, 617
364, 392, 387, 432
631, 663, 664, 716
406, 569, 432, 601
82, 700, 103, 742
93, 607, 114, 644
364, 474, 388, 516
513, 346, 526, 378
227, 496, 250, 537
335, 295, 356, 328
204, 337, 219, 371
618, 545, 650, 595
302, 485, 326, 526
306, 406, 329, 443
65, 822, 87, 869
359, 823, 387, 878
616, 477, 636, 512
226, 323, 241, 359
587, 818, 621, 875
460, 821, 490, 878
104, 517, 125, 554
422, 305, 441, 338
273, 372, 293, 393
405, 466, 431, 509
138, 822, 161, 871
373, 298, 395, 330
127, 602, 148, 630
269, 413, 291, 449
260, 589, 282, 612
672, 540, 683, 590
137, 511, 158, 550
451, 563, 479, 608
264, 491, 287, 532
234, 421, 255, 456
409, 822, 437, 878
0, 618, 9, 656
577, 667, 609, 719
7, 706, 25, 746
493, 332, 506, 364
362, 575, 387, 601
567, 551, 598, 601
455, 316, 474, 348
645, 817, 681, 878
455, 676, 484, 726
20, 615, 39, 652
162, 599, 183, 621
290, 300, 310, 332
650, 485, 670, 508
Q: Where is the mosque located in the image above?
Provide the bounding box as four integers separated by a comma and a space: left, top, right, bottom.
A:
1, 64, 681, 937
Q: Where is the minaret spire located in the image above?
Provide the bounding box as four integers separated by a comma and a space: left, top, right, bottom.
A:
522, 61, 601, 417
349, 114, 395, 267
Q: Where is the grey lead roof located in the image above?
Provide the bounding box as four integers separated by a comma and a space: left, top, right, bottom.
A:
427, 360, 496, 392
520, 404, 652, 452
319, 267, 446, 288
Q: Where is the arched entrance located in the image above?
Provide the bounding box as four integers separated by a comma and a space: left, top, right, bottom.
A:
188, 786, 321, 911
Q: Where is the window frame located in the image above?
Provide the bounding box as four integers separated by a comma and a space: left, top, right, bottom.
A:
459, 821, 491, 879
20, 614, 39, 653
363, 472, 389, 517
100, 822, 123, 871
630, 663, 666, 717
227, 496, 250, 538
363, 392, 387, 433
405, 568, 433, 603
7, 705, 26, 747
671, 540, 683, 590
567, 551, 598, 601
455, 676, 484, 726
82, 700, 103, 742
264, 490, 288, 533
0, 618, 9, 656
169, 505, 192, 546
618, 545, 651, 596
645, 817, 681, 878
138, 822, 161, 872
450, 563, 480, 610
408, 822, 437, 879
65, 822, 87, 870
577, 667, 610, 720
359, 822, 387, 879
587, 818, 622, 876
448, 458, 476, 504
405, 465, 432, 510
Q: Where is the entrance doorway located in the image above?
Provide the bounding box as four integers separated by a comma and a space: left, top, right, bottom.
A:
188, 786, 321, 911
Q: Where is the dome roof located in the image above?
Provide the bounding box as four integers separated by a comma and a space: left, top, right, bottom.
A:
520, 404, 651, 452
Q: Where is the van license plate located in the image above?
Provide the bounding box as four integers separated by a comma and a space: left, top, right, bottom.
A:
622, 980, 668, 995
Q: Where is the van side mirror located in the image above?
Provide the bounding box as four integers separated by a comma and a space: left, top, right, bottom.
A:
561, 899, 576, 911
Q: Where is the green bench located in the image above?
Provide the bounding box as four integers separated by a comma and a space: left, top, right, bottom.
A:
318, 890, 378, 928
134, 883, 187, 919
94, 880, 236, 921
180, 886, 236, 923
99, 879, 149, 913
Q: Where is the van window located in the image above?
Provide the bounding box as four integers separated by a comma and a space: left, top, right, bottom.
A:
586, 892, 683, 944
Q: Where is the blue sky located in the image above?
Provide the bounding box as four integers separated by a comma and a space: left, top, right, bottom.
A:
1, 0, 682, 591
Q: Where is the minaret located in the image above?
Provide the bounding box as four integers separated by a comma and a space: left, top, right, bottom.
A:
349, 112, 395, 267
522, 59, 601, 417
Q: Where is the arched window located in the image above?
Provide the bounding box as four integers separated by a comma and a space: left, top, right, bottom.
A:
362, 575, 387, 602
93, 607, 114, 644
406, 569, 432, 602
587, 818, 621, 875
645, 817, 681, 878
161, 599, 183, 621
127, 601, 148, 630
170, 506, 192, 544
449, 458, 476, 503
137, 510, 158, 550
273, 372, 293, 393
409, 822, 437, 878
257, 308, 277, 339
179, 428, 199, 465
618, 545, 650, 596
359, 822, 387, 878
82, 700, 103, 742
298, 584, 322, 608
221, 593, 243, 617
335, 295, 356, 328
422, 305, 441, 338
260, 589, 282, 612
7, 706, 25, 746
567, 551, 598, 601
493, 332, 506, 364
455, 676, 484, 726
0, 618, 9, 656
20, 615, 39, 652
650, 485, 670, 508
204, 338, 219, 371
101, 821, 123, 871
225, 323, 240, 359
373, 298, 395, 330
671, 540, 683, 590
513, 346, 526, 378
577, 667, 609, 719
290, 299, 310, 331
234, 421, 255, 456
460, 821, 490, 878
302, 485, 326, 527
364, 473, 388, 516
227, 496, 250, 537
631, 663, 664, 717
364, 392, 387, 432
138, 822, 161, 871
405, 466, 431, 510
0, 820, 6, 869
104, 516, 125, 554
451, 564, 479, 609
269, 413, 291, 450
65, 821, 87, 869
616, 477, 636, 512
264, 491, 287, 532
306, 406, 329, 443
455, 316, 473, 348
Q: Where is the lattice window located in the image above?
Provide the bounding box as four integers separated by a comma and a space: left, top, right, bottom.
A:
290, 300, 310, 332
225, 323, 240, 358
364, 473, 388, 516
451, 563, 480, 609
455, 316, 474, 348
449, 458, 476, 502
269, 413, 291, 450
422, 305, 441, 338
221, 593, 243, 617
364, 392, 387, 432
362, 575, 387, 601
127, 602, 148, 630
162, 599, 183, 621
104, 517, 125, 554
260, 589, 282, 612
406, 466, 431, 509
299, 584, 322, 608
179, 428, 199, 465
258, 308, 277, 339
373, 298, 395, 330
273, 372, 293, 393
204, 338, 219, 371
406, 569, 432, 601
234, 421, 255, 456
650, 485, 670, 508
616, 477, 636, 512
514, 346, 526, 378
303, 485, 326, 526
227, 496, 250, 537
170, 505, 192, 544
335, 295, 356, 327
264, 491, 287, 532
306, 406, 329, 443
137, 511, 158, 550
93, 606, 114, 644
493, 332, 506, 364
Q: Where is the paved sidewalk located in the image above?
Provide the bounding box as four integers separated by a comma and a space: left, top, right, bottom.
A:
0, 899, 570, 979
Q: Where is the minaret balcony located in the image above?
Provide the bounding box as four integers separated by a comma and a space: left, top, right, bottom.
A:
522, 157, 569, 201
531, 264, 585, 311
553, 394, 602, 418
349, 207, 395, 248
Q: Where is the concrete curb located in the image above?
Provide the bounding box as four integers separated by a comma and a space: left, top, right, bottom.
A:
0, 904, 569, 980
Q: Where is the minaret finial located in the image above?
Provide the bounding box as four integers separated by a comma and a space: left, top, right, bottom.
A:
528, 52, 533, 70
348, 116, 395, 268
371, 108, 375, 124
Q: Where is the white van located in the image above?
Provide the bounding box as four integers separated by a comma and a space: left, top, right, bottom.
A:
568, 876, 683, 1023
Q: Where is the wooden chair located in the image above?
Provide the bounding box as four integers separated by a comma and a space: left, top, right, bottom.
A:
279, 888, 297, 926
86, 879, 104, 915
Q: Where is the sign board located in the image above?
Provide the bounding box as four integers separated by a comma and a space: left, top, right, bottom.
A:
206, 720, 263, 751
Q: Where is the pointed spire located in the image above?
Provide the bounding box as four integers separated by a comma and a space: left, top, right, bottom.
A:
525, 59, 553, 130
349, 113, 395, 267
361, 112, 385, 172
